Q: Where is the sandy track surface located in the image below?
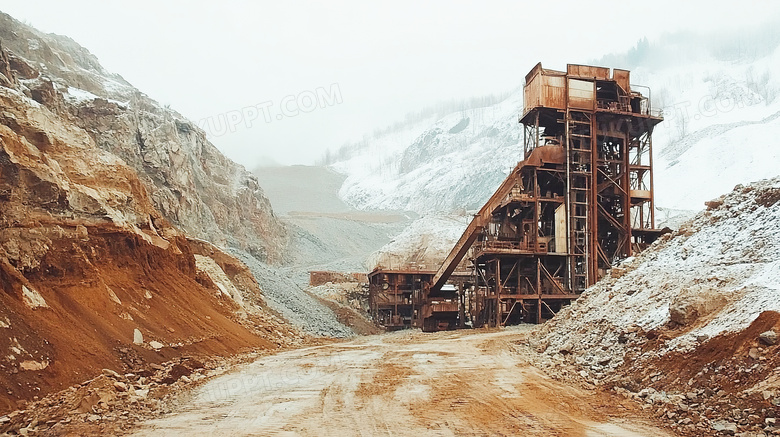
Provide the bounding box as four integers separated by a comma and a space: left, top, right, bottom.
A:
132, 329, 674, 436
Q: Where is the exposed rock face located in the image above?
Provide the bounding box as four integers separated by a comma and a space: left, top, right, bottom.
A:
0, 75, 298, 413
0, 12, 300, 414
0, 12, 287, 263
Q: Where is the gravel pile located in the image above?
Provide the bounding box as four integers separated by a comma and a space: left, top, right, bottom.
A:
527, 177, 780, 436
229, 249, 355, 338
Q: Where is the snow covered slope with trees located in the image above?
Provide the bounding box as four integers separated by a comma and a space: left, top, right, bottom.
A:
330, 26, 780, 219
330, 94, 521, 214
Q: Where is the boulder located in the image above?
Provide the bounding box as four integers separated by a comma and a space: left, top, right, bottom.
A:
101, 369, 120, 378
711, 421, 738, 435
133, 329, 143, 345
669, 285, 728, 325
161, 363, 192, 384
759, 330, 778, 345
149, 340, 164, 350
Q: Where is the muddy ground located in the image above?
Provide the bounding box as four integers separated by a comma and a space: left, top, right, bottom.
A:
130, 328, 675, 436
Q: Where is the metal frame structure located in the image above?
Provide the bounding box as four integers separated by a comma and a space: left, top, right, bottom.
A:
368, 268, 434, 330
368, 268, 471, 331
427, 63, 664, 327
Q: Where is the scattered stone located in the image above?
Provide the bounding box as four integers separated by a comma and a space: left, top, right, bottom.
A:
759, 330, 778, 346
749, 348, 760, 360
611, 267, 626, 279
102, 369, 120, 379
113, 381, 127, 392
21, 284, 48, 309
559, 340, 575, 354
705, 199, 724, 210
712, 420, 738, 434
133, 329, 143, 345
161, 363, 192, 384
149, 341, 164, 350
530, 339, 548, 353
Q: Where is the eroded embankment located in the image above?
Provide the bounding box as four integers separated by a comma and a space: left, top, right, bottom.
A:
0, 225, 302, 415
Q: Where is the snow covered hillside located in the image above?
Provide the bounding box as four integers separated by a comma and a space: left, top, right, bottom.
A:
327, 27, 780, 270
367, 214, 470, 270
528, 177, 780, 435
540, 176, 780, 359
631, 40, 780, 212
331, 94, 522, 214
330, 30, 780, 220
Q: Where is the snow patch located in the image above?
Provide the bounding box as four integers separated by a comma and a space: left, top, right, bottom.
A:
64, 86, 99, 104
369, 214, 469, 269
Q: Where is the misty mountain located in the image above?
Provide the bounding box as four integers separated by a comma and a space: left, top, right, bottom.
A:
330, 27, 780, 217
326, 26, 780, 267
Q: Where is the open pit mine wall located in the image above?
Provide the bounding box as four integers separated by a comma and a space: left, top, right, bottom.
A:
0, 12, 299, 413
0, 12, 288, 263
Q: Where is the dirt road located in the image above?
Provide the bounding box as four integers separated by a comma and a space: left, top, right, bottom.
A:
132, 328, 674, 436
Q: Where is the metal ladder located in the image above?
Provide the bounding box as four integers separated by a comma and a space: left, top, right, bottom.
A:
567, 110, 592, 292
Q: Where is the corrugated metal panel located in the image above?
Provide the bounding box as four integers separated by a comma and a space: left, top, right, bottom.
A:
543, 75, 565, 109
613, 69, 631, 93
630, 189, 651, 199
524, 75, 542, 111
525, 62, 543, 85
567, 64, 609, 80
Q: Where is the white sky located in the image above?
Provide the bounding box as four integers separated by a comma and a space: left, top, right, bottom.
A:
1, 1, 779, 166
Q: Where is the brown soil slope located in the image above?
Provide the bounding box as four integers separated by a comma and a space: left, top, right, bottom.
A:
0, 228, 280, 414
0, 60, 295, 414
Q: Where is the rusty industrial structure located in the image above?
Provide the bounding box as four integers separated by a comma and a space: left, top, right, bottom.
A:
368, 268, 471, 331
369, 63, 664, 331
309, 271, 367, 287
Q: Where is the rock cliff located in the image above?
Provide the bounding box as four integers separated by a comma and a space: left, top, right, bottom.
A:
0, 12, 287, 262
0, 12, 297, 414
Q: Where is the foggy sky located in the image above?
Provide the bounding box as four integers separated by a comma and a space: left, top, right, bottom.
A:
1, 1, 778, 166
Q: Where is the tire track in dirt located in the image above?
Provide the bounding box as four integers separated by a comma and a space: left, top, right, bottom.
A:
131, 329, 677, 436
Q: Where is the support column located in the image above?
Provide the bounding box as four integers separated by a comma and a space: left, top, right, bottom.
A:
536, 258, 542, 324
496, 258, 502, 327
